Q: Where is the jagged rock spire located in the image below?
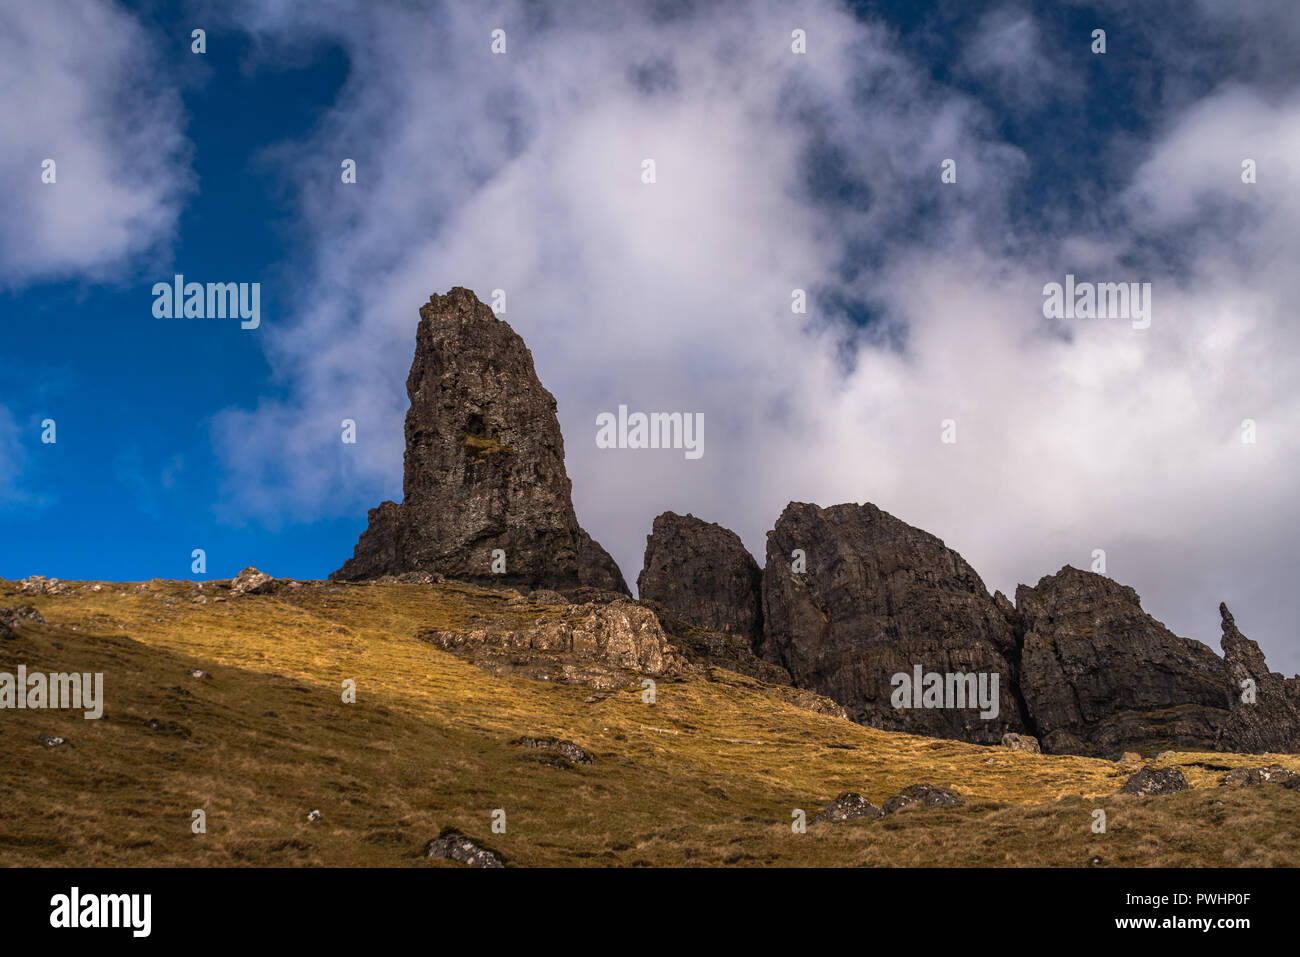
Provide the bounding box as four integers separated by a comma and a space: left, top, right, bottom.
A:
333, 287, 627, 593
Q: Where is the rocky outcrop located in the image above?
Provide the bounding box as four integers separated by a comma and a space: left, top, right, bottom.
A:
1221, 765, 1300, 788
1016, 567, 1231, 757
883, 784, 965, 813
655, 622, 791, 684
759, 502, 1027, 744
513, 736, 595, 766
424, 829, 506, 868
418, 596, 685, 689
333, 287, 627, 594
1215, 603, 1300, 754
334, 502, 401, 581
230, 567, 274, 596
20, 576, 64, 595
637, 512, 762, 643
1001, 733, 1041, 754
1119, 767, 1189, 796
812, 792, 883, 823
0, 605, 45, 637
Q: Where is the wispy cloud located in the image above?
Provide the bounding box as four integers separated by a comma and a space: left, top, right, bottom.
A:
960, 7, 1079, 110
0, 0, 193, 287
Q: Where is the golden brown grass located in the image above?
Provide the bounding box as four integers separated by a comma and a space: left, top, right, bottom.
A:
2, 577, 1298, 867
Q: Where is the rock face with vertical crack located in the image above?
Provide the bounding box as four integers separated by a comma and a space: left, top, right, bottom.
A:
638, 511, 762, 642
332, 287, 627, 593
1016, 567, 1230, 757
635, 511, 784, 681
759, 501, 1027, 743
1215, 602, 1300, 753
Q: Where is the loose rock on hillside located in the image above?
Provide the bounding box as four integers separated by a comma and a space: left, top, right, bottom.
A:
812, 791, 884, 823
424, 829, 506, 868
882, 784, 965, 813
1119, 767, 1190, 796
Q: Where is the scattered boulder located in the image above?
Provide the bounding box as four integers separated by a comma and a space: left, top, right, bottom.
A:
424, 828, 506, 868
1119, 766, 1189, 796
230, 567, 275, 597
332, 287, 628, 594
1119, 752, 1143, 764
1017, 567, 1230, 757
882, 784, 965, 813
760, 502, 1027, 744
1002, 733, 1041, 754
0, 606, 46, 628
307, 810, 322, 823
812, 791, 884, 823
37, 734, 66, 748
1221, 765, 1300, 788
188, 669, 211, 680
637, 511, 763, 645
1215, 603, 1300, 754
513, 736, 594, 765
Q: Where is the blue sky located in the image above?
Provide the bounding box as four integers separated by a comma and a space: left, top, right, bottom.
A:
2, 0, 1299, 671
2, 8, 352, 580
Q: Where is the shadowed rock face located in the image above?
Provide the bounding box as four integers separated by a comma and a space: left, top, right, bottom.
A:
332, 288, 627, 593
637, 511, 763, 643
1016, 567, 1230, 757
759, 502, 1027, 744
634, 511, 785, 682
1216, 602, 1300, 753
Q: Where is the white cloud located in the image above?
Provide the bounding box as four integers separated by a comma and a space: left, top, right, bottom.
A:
208, 0, 1300, 673
960, 7, 1078, 109
0, 0, 192, 287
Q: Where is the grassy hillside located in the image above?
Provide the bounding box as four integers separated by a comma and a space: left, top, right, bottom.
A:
3, 577, 1299, 867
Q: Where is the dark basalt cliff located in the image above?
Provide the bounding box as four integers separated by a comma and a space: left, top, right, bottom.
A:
636, 511, 782, 682
758, 501, 1028, 744
638, 511, 763, 644
1015, 566, 1230, 756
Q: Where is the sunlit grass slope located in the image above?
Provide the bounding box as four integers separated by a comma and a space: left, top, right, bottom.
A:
2, 578, 1298, 867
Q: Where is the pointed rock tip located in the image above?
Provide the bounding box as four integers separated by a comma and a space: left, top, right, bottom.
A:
423, 286, 494, 316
